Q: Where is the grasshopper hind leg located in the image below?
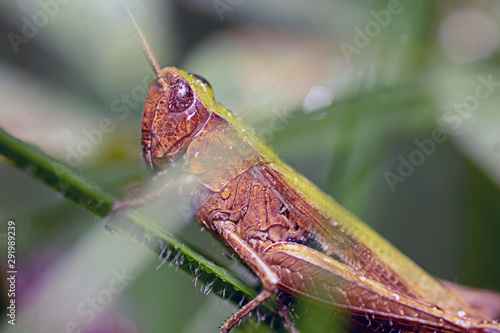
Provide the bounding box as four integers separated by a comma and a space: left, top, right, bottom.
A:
213, 220, 299, 333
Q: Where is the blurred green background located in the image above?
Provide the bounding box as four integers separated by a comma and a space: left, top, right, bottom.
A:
1, 0, 500, 332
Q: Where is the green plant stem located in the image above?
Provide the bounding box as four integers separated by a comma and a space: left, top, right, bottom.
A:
0, 126, 282, 331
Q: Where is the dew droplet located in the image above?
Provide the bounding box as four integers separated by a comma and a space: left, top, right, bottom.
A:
457, 310, 466, 317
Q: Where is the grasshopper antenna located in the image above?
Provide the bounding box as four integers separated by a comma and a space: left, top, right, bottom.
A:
122, 0, 163, 82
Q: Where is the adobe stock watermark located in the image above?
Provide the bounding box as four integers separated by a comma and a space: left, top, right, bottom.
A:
441, 74, 500, 135
213, 0, 243, 21
5, 220, 17, 326
384, 129, 448, 192
384, 74, 500, 192
65, 66, 155, 168
256, 106, 295, 143
339, 0, 411, 64
7, 0, 70, 54
57, 268, 135, 333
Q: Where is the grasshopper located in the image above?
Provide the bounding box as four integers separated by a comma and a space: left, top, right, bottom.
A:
121, 5, 500, 333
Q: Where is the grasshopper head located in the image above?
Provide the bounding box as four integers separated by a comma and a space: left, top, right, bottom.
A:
141, 67, 215, 171
123, 4, 216, 171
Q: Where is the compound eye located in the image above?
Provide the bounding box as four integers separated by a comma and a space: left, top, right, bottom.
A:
168, 78, 194, 112
193, 74, 212, 90
190, 73, 214, 99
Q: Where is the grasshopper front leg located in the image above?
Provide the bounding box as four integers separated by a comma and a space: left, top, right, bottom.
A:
213, 220, 298, 333
112, 172, 199, 211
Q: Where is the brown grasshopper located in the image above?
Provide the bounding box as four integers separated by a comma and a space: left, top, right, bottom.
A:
120, 5, 500, 332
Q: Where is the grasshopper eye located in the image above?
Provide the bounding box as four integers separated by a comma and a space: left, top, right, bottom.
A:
193, 74, 212, 91
190, 73, 214, 99
168, 78, 194, 112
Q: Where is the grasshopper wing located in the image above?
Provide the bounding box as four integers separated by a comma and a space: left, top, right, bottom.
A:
262, 242, 500, 333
